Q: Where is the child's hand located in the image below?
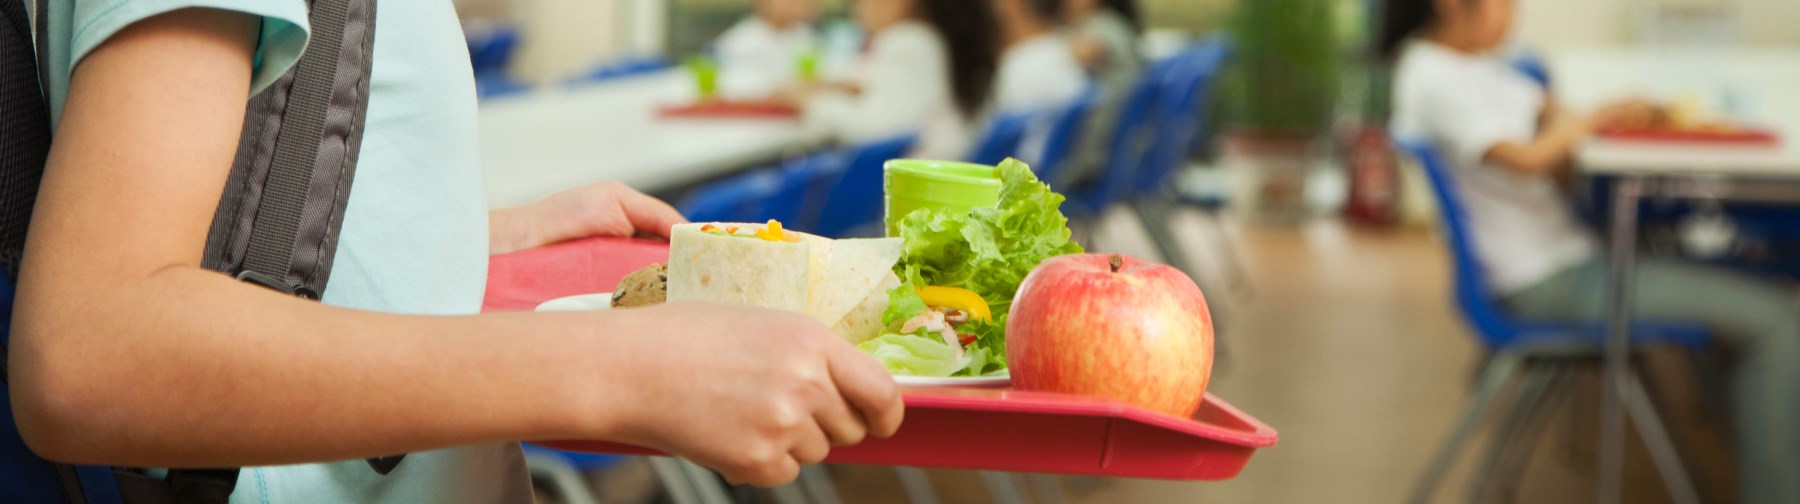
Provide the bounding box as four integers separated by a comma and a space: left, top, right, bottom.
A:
596, 302, 905, 486
489, 182, 687, 254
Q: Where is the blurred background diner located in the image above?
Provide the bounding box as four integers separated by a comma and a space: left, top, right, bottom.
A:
458, 0, 1800, 502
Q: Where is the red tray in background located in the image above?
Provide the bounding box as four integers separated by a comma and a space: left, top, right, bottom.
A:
656, 100, 800, 120
487, 237, 1278, 480
1597, 127, 1780, 146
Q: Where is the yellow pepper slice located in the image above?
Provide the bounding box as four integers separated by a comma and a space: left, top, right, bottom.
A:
917, 286, 992, 322
755, 219, 785, 242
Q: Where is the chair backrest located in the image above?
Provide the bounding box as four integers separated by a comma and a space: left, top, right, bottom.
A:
1078, 57, 1179, 214
768, 151, 846, 232
966, 111, 1037, 166
1394, 139, 1524, 348
467, 25, 520, 75
1509, 48, 1551, 90
677, 168, 785, 223
1033, 88, 1099, 187
815, 134, 920, 237
1134, 38, 1229, 197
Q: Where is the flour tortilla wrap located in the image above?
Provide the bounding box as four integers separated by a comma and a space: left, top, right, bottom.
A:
830, 272, 900, 344
665, 223, 903, 341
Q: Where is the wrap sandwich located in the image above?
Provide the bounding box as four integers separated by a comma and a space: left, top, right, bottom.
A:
665, 221, 902, 343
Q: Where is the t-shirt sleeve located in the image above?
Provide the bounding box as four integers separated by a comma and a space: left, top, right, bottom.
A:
1420, 81, 1531, 172
70, 0, 310, 94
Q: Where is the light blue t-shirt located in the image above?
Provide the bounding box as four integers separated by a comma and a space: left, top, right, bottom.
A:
37, 0, 529, 501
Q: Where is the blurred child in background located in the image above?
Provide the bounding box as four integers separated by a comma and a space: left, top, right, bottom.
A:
1060, 0, 1141, 185
717, 0, 821, 98
992, 0, 1087, 112
1383, 0, 1799, 501
786, 0, 1000, 159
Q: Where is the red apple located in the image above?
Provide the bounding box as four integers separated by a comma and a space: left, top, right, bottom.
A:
1007, 253, 1215, 418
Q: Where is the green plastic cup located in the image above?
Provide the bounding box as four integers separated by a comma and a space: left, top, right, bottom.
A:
684, 56, 719, 100
796, 47, 821, 83
883, 159, 1003, 236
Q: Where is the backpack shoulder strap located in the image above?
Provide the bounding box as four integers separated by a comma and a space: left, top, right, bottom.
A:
203, 0, 376, 300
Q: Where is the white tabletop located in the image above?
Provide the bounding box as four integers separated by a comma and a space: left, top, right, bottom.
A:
478, 71, 825, 208
1559, 47, 1800, 179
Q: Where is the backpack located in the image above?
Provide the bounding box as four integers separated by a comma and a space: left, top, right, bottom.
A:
0, 0, 398, 501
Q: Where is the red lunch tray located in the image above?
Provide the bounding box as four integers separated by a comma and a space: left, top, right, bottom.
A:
656, 100, 801, 120
484, 237, 1278, 480
1597, 127, 1780, 146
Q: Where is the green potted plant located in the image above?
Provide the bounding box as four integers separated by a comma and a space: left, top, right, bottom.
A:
1217, 0, 1343, 220
1221, 0, 1342, 153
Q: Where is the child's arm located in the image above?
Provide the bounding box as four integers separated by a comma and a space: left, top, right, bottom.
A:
488, 181, 686, 255
11, 8, 899, 487
1482, 110, 1593, 175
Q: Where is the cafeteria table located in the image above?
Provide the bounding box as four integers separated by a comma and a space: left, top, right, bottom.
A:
478, 70, 828, 208
1556, 46, 1800, 504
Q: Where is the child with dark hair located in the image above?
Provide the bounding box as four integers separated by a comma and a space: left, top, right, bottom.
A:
991, 0, 1087, 112
785, 0, 1001, 159
1386, 0, 1798, 501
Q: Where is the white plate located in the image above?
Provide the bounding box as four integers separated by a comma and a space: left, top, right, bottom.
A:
534, 292, 1013, 388
893, 374, 1011, 388
536, 293, 614, 312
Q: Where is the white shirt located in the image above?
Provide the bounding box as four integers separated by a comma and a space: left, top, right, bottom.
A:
716, 17, 817, 98
994, 33, 1088, 112
1392, 40, 1597, 294
993, 33, 1088, 164
805, 21, 965, 151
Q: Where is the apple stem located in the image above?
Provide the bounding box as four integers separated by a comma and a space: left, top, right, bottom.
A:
1109, 254, 1123, 273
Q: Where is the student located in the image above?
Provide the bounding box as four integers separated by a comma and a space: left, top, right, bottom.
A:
12, 2, 903, 502
991, 0, 1086, 112
716, 0, 820, 98
1065, 0, 1140, 96
1383, 0, 1799, 501
1060, 0, 1141, 185
786, 0, 999, 160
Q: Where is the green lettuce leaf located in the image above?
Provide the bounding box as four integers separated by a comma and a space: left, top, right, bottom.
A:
856, 332, 970, 377
871, 158, 1080, 375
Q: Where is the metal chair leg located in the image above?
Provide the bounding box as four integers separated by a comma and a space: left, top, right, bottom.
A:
797, 466, 841, 504
1408, 352, 1525, 504
891, 467, 940, 504
1485, 363, 1577, 503
650, 457, 704, 504
675, 459, 735, 504
1469, 362, 1558, 503
980, 472, 1029, 504
523, 450, 602, 504
1132, 199, 1200, 282
1624, 370, 1702, 504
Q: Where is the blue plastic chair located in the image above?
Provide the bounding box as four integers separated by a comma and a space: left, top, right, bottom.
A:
676, 168, 785, 223
1031, 88, 1099, 187
1398, 139, 1711, 503
1134, 39, 1230, 199
467, 26, 520, 75
814, 134, 919, 238
1509, 48, 1552, 89
965, 111, 1036, 166
474, 71, 531, 101
566, 56, 676, 87
1061, 57, 1180, 221
521, 443, 620, 504
766, 151, 846, 231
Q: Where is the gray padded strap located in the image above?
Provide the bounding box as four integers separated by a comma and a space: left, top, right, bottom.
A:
237, 0, 357, 292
